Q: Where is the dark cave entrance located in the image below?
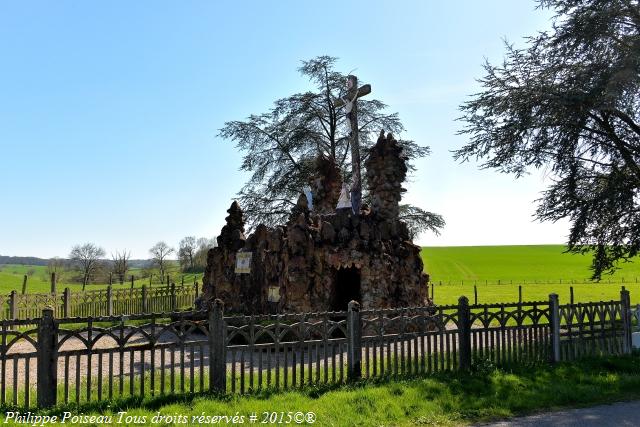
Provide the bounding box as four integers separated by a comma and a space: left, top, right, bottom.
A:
330, 267, 361, 312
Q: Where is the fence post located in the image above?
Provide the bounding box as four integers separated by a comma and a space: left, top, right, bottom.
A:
9, 290, 17, 320
621, 288, 632, 354
106, 285, 113, 316
195, 282, 200, 298
570, 286, 574, 304
473, 285, 478, 305
131, 275, 135, 291
549, 293, 561, 363
142, 285, 148, 313
21, 275, 27, 295
347, 300, 362, 381
458, 296, 471, 371
63, 288, 70, 318
209, 299, 226, 393
37, 307, 57, 407
50, 273, 56, 294
171, 282, 177, 311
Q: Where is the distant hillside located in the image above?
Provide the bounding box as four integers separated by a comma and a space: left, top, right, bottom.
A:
0, 255, 48, 266
129, 259, 154, 268
0, 255, 153, 269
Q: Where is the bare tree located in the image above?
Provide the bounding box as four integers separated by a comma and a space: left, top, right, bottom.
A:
178, 236, 197, 272
186, 237, 216, 273
149, 241, 175, 284
111, 250, 130, 284
194, 237, 216, 271
69, 243, 106, 291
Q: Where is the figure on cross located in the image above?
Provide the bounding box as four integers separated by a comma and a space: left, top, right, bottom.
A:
334, 74, 371, 215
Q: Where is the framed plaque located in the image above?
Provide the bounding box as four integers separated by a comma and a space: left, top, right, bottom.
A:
235, 252, 252, 274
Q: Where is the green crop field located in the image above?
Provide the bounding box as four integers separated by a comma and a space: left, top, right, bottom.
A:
422, 244, 640, 283
421, 245, 640, 305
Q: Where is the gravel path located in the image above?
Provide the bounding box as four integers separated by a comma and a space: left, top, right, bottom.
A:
1, 322, 496, 390
2, 327, 351, 389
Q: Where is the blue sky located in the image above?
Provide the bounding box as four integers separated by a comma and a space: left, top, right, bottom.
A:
0, 1, 568, 259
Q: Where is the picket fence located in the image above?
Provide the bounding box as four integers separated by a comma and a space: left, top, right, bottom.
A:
0, 289, 633, 408
2, 284, 199, 320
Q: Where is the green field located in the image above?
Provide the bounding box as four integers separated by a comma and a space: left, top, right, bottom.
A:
422, 245, 640, 305
0, 264, 202, 294
422, 245, 640, 283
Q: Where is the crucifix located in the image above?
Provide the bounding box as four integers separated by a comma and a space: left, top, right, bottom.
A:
334, 75, 371, 215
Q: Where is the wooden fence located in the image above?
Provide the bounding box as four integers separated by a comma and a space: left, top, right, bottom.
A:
2, 283, 199, 320
0, 290, 632, 408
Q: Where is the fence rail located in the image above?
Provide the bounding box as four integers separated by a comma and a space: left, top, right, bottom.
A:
2, 283, 199, 320
0, 290, 633, 408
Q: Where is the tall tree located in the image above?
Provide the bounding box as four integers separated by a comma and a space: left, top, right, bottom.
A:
111, 250, 130, 284
69, 243, 106, 290
219, 56, 443, 237
149, 241, 175, 284
178, 236, 197, 272
456, 0, 640, 279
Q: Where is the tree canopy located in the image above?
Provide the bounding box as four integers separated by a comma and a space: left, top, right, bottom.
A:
456, 0, 640, 278
219, 56, 443, 238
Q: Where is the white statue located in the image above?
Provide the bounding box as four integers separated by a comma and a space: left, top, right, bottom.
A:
336, 184, 351, 209
303, 186, 313, 210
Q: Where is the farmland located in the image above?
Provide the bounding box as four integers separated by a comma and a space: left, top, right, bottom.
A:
422, 245, 640, 305
421, 244, 640, 282
0, 264, 202, 294
3, 244, 640, 304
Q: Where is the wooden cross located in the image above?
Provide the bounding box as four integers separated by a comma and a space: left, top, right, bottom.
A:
334, 75, 371, 215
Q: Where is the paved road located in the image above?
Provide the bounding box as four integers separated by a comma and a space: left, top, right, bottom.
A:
480, 401, 640, 426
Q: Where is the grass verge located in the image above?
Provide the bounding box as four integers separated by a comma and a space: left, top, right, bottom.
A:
2, 355, 640, 426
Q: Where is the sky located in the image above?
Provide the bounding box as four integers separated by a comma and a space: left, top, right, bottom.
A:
0, 1, 570, 259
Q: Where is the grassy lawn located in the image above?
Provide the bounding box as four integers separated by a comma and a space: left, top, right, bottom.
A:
7, 355, 640, 426
0, 264, 202, 294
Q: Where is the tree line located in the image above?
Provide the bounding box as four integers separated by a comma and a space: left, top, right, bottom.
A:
39, 237, 216, 290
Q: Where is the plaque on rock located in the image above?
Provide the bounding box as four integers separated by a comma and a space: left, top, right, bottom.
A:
268, 286, 281, 302
235, 252, 252, 274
